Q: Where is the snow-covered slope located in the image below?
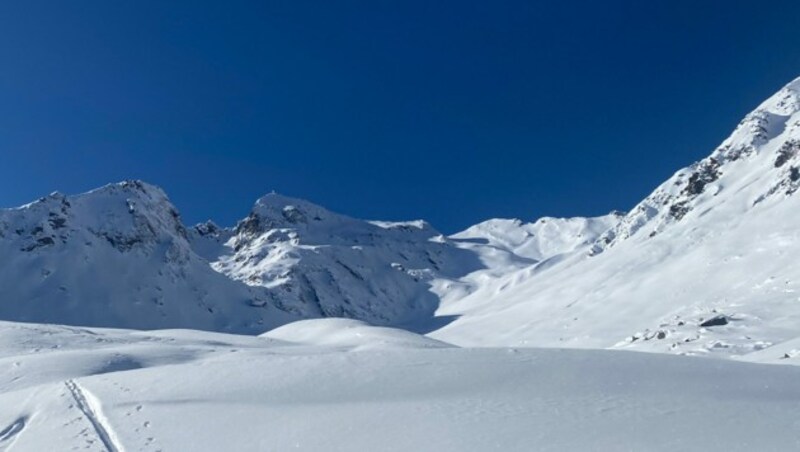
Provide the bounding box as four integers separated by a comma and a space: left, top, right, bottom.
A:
1, 320, 799, 452
593, 77, 800, 253
427, 213, 622, 321
431, 77, 800, 359
453, 214, 621, 261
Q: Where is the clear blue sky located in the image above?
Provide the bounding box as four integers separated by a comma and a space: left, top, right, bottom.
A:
2, 1, 800, 233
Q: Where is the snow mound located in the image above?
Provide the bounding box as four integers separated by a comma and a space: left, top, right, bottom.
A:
261, 318, 453, 350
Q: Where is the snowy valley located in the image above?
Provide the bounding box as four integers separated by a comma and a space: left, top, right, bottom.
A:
3, 77, 800, 450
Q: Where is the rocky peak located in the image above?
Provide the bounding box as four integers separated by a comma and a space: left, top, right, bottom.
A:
77, 180, 188, 249
0, 180, 192, 255
234, 193, 333, 237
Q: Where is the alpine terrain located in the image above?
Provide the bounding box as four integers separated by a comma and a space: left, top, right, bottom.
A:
2, 78, 800, 451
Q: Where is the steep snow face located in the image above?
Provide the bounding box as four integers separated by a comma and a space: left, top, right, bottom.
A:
206, 193, 485, 327
0, 181, 294, 333
593, 77, 800, 253
432, 77, 800, 358
453, 214, 621, 261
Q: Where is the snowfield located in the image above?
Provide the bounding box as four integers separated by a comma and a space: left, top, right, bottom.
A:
1, 320, 800, 452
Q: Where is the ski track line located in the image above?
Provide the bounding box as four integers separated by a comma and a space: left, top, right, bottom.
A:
64, 379, 123, 452
0, 416, 26, 450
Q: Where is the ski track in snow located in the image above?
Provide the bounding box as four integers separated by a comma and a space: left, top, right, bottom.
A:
0, 416, 26, 450
65, 379, 123, 452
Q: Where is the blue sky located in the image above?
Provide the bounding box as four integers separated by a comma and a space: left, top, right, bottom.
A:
1, 1, 800, 232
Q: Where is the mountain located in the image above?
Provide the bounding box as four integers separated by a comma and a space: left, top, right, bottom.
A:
0, 180, 292, 333
4, 77, 800, 364
431, 77, 800, 361
0, 181, 598, 333
192, 193, 485, 328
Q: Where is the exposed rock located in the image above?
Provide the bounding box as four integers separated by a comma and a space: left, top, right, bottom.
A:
682, 158, 721, 197
699, 315, 729, 328
775, 139, 799, 167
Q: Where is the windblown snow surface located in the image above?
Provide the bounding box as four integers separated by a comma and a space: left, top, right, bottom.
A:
4, 77, 800, 450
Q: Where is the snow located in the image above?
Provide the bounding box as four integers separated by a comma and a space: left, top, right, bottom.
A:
452, 214, 621, 261
1, 320, 799, 451
261, 318, 451, 350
